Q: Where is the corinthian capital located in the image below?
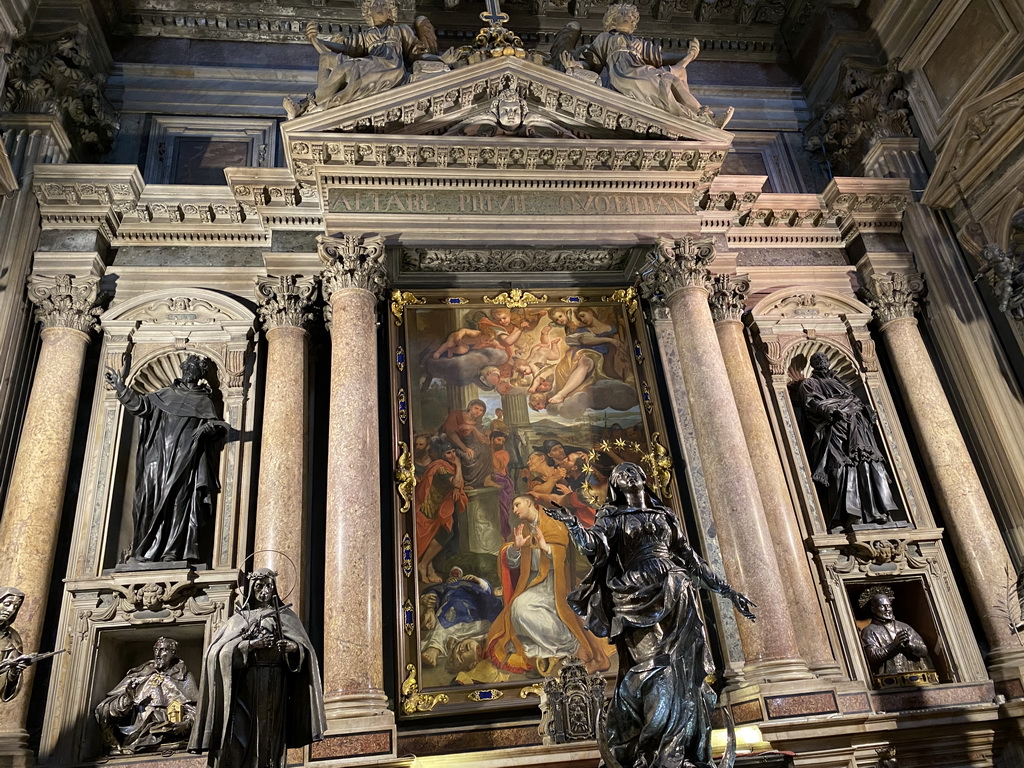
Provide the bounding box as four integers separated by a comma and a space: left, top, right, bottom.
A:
255, 275, 318, 331
638, 236, 717, 301
708, 273, 751, 323
318, 234, 387, 299
862, 271, 924, 326
28, 274, 103, 334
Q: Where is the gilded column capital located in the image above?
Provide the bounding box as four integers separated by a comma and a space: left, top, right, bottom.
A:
27, 274, 103, 334
318, 234, 387, 300
255, 275, 318, 331
708, 273, 751, 323
862, 271, 924, 326
639, 236, 717, 301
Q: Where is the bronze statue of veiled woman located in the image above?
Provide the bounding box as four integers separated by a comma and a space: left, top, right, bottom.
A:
545, 463, 755, 768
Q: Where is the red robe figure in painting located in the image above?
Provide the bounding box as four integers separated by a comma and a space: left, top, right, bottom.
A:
416, 441, 468, 584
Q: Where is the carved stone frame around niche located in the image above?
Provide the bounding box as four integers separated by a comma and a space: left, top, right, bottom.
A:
749, 287, 931, 536
86, 288, 257, 575
748, 287, 989, 691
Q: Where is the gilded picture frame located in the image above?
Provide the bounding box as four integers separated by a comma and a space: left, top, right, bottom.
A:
389, 286, 683, 717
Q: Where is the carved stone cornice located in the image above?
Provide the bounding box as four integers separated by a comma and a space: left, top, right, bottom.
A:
805, 58, 913, 177
28, 274, 103, 334
861, 271, 924, 327
708, 273, 751, 323
33, 165, 144, 242
401, 247, 632, 273
823, 177, 911, 239
2, 31, 118, 160
255, 275, 319, 331
639, 236, 717, 301
318, 234, 387, 299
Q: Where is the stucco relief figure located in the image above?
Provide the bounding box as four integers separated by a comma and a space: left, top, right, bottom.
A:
858, 586, 937, 688
96, 637, 199, 755
189, 569, 326, 768
283, 0, 458, 119
106, 355, 226, 565
545, 463, 755, 768
796, 352, 902, 534
554, 4, 734, 129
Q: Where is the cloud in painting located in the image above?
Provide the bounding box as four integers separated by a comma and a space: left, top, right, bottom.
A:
546, 379, 638, 419
426, 348, 509, 386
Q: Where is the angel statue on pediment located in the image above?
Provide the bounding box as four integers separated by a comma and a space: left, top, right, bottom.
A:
283, 0, 461, 119
552, 5, 734, 129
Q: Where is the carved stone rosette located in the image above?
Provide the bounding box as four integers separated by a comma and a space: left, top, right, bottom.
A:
317, 234, 387, 299
255, 274, 318, 330
708, 273, 751, 323
640, 236, 717, 300
862, 272, 924, 327
28, 274, 103, 334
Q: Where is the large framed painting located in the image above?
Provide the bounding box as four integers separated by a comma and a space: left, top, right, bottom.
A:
389, 287, 683, 717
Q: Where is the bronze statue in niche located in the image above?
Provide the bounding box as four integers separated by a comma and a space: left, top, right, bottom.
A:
795, 352, 904, 533
95, 637, 199, 754
105, 354, 226, 566
858, 586, 937, 688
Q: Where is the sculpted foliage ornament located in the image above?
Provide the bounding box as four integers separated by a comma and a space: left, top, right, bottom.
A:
707, 273, 750, 322
639, 236, 717, 300
805, 58, 912, 176
2, 32, 118, 158
402, 248, 631, 273
28, 274, 104, 334
255, 275, 319, 330
862, 272, 923, 326
317, 234, 388, 298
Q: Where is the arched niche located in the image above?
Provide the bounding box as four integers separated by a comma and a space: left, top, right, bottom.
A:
747, 286, 931, 536
71, 288, 257, 578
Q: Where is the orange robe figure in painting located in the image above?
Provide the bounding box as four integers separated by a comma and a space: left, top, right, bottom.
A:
485, 496, 609, 675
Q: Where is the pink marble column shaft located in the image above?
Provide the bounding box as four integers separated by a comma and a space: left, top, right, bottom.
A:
254, 275, 317, 619
714, 305, 840, 678
877, 314, 1016, 651
0, 276, 97, 742
317, 235, 391, 729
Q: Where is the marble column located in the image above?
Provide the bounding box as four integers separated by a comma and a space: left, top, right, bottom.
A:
861, 270, 1024, 673
254, 275, 318, 619
641, 237, 810, 683
0, 274, 101, 753
317, 234, 393, 731
709, 274, 842, 680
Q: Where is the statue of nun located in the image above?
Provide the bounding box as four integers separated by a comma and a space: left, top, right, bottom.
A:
189, 568, 326, 768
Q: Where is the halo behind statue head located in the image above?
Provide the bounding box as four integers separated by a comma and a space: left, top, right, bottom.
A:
242, 549, 299, 602
858, 584, 895, 609
603, 3, 640, 33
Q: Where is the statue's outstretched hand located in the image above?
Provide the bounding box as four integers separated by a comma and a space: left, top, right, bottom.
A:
543, 502, 577, 526
104, 367, 126, 393
729, 590, 757, 622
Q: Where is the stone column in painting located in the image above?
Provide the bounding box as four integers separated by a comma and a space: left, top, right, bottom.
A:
317, 234, 393, 731
0, 274, 102, 755
254, 275, 318, 619
638, 237, 810, 684
709, 274, 842, 680
860, 269, 1024, 684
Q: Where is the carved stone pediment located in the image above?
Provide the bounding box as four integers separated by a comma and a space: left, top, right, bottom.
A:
281, 56, 733, 150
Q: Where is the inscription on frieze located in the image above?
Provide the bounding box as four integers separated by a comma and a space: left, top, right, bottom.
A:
328, 189, 693, 216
